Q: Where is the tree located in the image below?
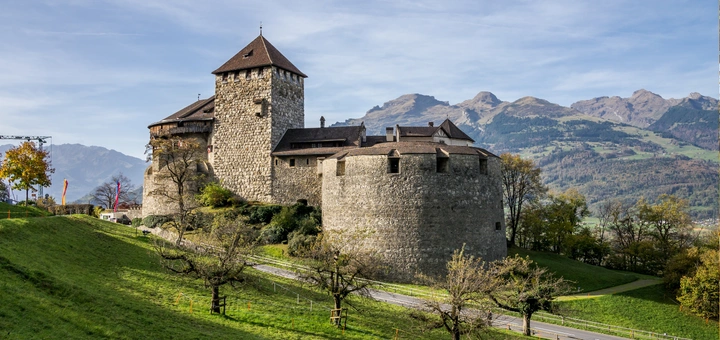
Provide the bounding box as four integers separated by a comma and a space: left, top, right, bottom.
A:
500, 153, 546, 246
636, 194, 694, 265
155, 215, 256, 313
482, 254, 572, 336
515, 189, 589, 254
677, 248, 719, 320
90, 173, 138, 209
299, 232, 382, 327
0, 141, 55, 205
413, 246, 491, 340
147, 137, 207, 245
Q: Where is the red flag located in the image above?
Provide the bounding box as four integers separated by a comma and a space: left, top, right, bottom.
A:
113, 180, 121, 212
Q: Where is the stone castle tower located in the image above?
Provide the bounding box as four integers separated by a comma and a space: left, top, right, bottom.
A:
211, 35, 307, 202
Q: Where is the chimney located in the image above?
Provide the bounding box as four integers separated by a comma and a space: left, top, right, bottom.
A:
395, 124, 400, 142
386, 127, 394, 142
320, 116, 326, 128
428, 122, 434, 127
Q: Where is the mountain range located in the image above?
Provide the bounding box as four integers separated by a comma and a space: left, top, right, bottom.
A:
0, 144, 147, 204
1, 90, 716, 220
334, 90, 718, 220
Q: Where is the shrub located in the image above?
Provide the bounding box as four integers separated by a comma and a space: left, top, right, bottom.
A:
196, 182, 233, 207
260, 224, 286, 244
228, 195, 246, 207
287, 231, 316, 256
131, 217, 142, 228
142, 215, 170, 229
248, 205, 283, 224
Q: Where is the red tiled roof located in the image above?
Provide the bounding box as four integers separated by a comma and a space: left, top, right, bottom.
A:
212, 35, 307, 77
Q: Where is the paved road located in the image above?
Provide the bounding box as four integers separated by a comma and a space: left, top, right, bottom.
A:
559, 279, 662, 301
255, 264, 629, 340
140, 228, 631, 339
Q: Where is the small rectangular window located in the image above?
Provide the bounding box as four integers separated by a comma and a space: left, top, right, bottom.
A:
258, 68, 264, 77
289, 159, 295, 167
495, 222, 501, 230
336, 161, 345, 176
306, 159, 309, 165
274, 159, 278, 166
437, 157, 449, 173
388, 157, 400, 174
479, 158, 488, 175
245, 70, 251, 80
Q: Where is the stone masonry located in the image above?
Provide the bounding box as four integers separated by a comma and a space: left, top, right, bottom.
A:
212, 66, 304, 202
322, 146, 507, 281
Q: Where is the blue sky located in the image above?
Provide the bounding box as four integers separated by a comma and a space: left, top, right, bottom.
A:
0, 0, 716, 159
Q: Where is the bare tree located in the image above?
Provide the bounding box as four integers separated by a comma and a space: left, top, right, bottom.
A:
412, 246, 492, 340
298, 232, 383, 327
500, 153, 546, 246
90, 173, 138, 209
482, 254, 572, 336
155, 215, 256, 313
147, 137, 207, 245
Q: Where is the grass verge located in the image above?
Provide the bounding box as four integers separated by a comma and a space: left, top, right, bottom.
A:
557, 285, 719, 340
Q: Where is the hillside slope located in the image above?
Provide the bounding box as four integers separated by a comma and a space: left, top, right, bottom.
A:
0, 216, 523, 340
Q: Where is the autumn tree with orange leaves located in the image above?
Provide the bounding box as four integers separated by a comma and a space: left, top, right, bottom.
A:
0, 141, 54, 205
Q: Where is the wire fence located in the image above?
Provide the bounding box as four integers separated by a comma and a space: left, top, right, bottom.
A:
149, 232, 695, 340
0, 209, 48, 219
251, 253, 694, 340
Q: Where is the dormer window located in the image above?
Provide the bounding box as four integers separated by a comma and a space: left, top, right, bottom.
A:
243, 50, 253, 59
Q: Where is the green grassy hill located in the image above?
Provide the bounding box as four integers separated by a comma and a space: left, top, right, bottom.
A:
0, 202, 52, 218
0, 215, 524, 339
509, 247, 641, 292
509, 247, 719, 339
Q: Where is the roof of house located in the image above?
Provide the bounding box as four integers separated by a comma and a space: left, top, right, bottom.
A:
212, 35, 307, 77
148, 96, 215, 128
396, 119, 474, 142
326, 141, 496, 159
272, 125, 365, 156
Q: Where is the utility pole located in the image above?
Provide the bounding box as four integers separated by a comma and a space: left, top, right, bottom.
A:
0, 135, 53, 197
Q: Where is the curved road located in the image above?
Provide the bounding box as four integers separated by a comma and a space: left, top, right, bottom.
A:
255, 264, 630, 340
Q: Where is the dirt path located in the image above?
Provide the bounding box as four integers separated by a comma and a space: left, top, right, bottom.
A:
558, 279, 662, 301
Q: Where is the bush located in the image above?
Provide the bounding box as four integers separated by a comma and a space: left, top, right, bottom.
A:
196, 182, 233, 207
142, 215, 170, 229
287, 231, 316, 256
131, 217, 142, 228
247, 205, 283, 224
260, 224, 286, 244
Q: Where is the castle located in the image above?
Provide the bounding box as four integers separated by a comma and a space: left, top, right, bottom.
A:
143, 34, 507, 280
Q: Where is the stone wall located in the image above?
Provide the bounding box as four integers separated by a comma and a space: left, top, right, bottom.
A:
322, 152, 507, 282
272, 155, 322, 206
141, 134, 210, 218
211, 66, 304, 203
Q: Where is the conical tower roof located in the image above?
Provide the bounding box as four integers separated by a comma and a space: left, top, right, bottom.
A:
212, 35, 306, 77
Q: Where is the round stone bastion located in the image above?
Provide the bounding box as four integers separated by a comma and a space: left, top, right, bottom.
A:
321, 141, 507, 282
